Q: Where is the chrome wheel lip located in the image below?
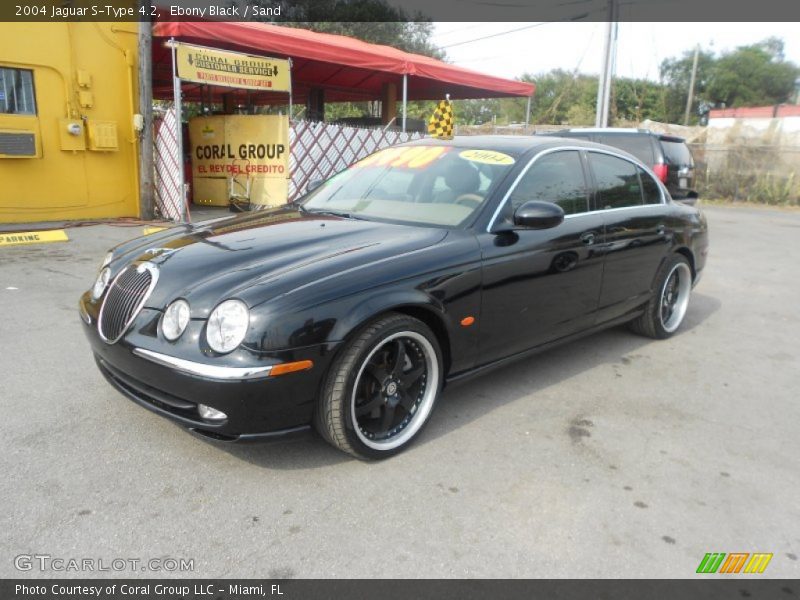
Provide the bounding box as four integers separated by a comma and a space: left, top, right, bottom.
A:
351, 331, 439, 451
659, 262, 692, 333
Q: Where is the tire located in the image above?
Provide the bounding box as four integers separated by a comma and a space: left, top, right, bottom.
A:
314, 313, 444, 460
629, 253, 693, 339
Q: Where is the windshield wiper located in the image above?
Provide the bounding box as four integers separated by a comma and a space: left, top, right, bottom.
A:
304, 208, 364, 220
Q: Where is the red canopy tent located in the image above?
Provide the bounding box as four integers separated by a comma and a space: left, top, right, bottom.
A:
152, 20, 535, 113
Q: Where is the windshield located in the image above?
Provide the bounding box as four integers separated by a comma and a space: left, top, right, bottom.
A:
300, 145, 516, 227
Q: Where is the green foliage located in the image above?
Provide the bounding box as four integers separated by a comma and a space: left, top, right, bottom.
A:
707, 38, 799, 108
453, 71, 667, 127
658, 49, 716, 123
456, 37, 799, 127
660, 38, 800, 123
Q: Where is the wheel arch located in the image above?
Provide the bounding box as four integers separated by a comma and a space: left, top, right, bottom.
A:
390, 304, 452, 378
330, 294, 453, 379
674, 246, 696, 280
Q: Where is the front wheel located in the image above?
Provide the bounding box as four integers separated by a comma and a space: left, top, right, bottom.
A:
314, 313, 443, 459
629, 254, 693, 339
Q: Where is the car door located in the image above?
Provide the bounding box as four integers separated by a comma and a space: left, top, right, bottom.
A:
477, 149, 605, 363
586, 151, 672, 323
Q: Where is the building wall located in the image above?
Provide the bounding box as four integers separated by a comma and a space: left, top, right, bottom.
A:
0, 23, 140, 223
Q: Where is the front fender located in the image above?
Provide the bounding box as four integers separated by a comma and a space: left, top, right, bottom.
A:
329, 287, 443, 338
244, 231, 484, 372
246, 272, 482, 375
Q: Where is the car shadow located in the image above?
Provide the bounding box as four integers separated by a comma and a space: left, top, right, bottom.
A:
205, 292, 722, 470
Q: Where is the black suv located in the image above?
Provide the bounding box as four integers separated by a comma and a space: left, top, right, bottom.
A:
546, 128, 698, 202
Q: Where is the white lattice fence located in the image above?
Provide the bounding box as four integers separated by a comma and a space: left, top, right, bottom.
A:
153, 108, 184, 222
289, 121, 423, 199
153, 118, 423, 213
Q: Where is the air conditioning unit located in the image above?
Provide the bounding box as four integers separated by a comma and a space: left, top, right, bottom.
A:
0, 129, 38, 158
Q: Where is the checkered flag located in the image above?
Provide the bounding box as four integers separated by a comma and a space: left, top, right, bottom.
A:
428, 96, 454, 140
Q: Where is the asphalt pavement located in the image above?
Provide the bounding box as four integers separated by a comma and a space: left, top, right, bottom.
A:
1, 205, 798, 578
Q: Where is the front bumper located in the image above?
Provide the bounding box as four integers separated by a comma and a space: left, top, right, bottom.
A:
80, 296, 340, 440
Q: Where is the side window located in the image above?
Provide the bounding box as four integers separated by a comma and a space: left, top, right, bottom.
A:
639, 167, 662, 205
589, 153, 643, 209
508, 151, 589, 216
0, 67, 36, 115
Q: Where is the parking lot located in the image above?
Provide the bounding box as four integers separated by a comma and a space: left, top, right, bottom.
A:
1, 204, 798, 578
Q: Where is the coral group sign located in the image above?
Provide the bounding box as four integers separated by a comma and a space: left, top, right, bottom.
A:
189, 115, 290, 207
176, 43, 291, 93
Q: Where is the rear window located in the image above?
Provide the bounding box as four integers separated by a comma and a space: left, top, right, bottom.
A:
595, 134, 655, 164
660, 140, 693, 167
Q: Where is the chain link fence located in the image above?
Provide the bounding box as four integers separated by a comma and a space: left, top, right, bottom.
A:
690, 143, 800, 205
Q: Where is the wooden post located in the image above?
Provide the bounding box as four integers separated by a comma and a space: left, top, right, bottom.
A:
307, 88, 325, 122
137, 13, 154, 219
401, 74, 407, 133
381, 82, 397, 126
684, 45, 700, 126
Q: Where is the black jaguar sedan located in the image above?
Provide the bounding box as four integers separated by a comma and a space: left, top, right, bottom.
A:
80, 136, 708, 459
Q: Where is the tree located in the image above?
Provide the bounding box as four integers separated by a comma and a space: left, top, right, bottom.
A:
660, 38, 800, 123
706, 38, 799, 108
659, 48, 716, 124
613, 77, 667, 124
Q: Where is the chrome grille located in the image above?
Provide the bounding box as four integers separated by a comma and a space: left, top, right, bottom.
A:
98, 263, 157, 343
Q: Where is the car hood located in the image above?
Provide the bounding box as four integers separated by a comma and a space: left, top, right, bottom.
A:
115, 207, 448, 316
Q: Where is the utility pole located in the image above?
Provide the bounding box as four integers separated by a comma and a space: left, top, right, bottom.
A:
137, 8, 154, 219
684, 45, 700, 126
595, 0, 618, 128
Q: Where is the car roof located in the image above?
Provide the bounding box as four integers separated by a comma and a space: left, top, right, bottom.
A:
405, 134, 618, 157
549, 128, 687, 143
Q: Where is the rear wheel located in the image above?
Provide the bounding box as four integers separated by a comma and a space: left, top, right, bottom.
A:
629, 254, 693, 339
315, 313, 443, 459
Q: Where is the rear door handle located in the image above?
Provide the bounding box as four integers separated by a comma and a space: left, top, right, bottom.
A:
580, 232, 596, 245
656, 224, 666, 236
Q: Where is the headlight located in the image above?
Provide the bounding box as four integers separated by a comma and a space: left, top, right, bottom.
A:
91, 267, 111, 301
161, 299, 191, 341
206, 299, 249, 354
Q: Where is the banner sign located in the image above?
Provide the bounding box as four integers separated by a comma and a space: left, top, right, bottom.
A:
189, 115, 290, 207
175, 43, 290, 93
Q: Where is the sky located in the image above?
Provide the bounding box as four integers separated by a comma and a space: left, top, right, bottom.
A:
432, 22, 800, 82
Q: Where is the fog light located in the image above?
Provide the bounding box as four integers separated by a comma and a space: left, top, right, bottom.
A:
198, 404, 227, 421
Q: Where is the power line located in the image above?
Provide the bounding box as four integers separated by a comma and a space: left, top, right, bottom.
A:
441, 22, 550, 49
440, 7, 596, 50
434, 23, 488, 40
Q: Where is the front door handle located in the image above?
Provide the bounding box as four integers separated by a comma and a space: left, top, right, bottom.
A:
656, 224, 666, 236
580, 232, 596, 245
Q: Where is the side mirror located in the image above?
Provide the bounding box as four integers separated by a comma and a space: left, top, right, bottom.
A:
306, 178, 324, 193
513, 201, 565, 229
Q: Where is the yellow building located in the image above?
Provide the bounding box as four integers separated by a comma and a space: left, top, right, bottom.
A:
0, 23, 140, 223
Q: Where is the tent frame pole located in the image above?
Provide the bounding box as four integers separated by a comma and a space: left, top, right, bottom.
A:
288, 57, 293, 121
170, 38, 188, 223
401, 74, 407, 133
525, 95, 532, 128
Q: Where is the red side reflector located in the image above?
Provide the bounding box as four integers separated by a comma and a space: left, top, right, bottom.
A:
460, 316, 475, 327
270, 360, 314, 377
653, 163, 668, 182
